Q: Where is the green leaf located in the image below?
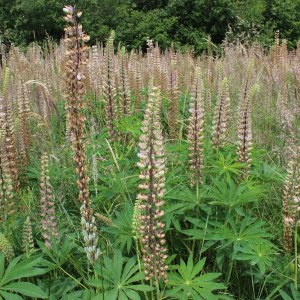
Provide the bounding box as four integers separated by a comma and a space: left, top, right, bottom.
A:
120, 258, 138, 283
291, 284, 300, 299
125, 285, 154, 292
0, 254, 4, 281
0, 291, 24, 300
167, 255, 225, 299
124, 289, 141, 300
2, 282, 47, 298
191, 258, 206, 279
1, 256, 48, 285
279, 290, 293, 300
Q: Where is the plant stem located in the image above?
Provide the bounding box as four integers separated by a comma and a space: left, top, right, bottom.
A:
59, 266, 87, 289
199, 212, 210, 261
226, 260, 234, 285
295, 222, 298, 290
135, 239, 149, 300
155, 280, 162, 299
150, 279, 155, 300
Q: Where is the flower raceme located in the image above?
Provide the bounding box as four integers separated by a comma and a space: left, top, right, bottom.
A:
187, 67, 205, 187
40, 153, 58, 249
133, 85, 168, 283
282, 146, 300, 252
63, 6, 99, 263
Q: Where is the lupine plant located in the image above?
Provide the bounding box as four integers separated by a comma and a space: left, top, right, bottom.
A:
0, 7, 298, 300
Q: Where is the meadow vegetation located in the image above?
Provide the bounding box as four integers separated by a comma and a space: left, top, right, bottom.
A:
0, 5, 299, 300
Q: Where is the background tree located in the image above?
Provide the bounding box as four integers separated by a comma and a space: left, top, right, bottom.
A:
0, 0, 299, 51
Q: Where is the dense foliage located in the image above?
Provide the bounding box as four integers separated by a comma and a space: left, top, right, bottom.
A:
0, 0, 300, 52
0, 4, 299, 300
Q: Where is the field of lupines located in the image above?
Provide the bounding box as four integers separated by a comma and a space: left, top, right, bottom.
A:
0, 5, 299, 300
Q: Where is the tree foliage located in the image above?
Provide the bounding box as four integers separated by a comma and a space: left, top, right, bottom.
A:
0, 0, 299, 51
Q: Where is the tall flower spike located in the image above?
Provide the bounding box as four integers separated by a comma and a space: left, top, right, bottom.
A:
103, 31, 117, 141
89, 45, 101, 98
118, 47, 131, 117
133, 57, 143, 110
1, 68, 20, 192
0, 99, 15, 221
63, 6, 99, 263
282, 146, 300, 252
236, 84, 258, 180
0, 233, 14, 261
18, 79, 32, 167
135, 85, 168, 283
0, 159, 15, 221
40, 153, 59, 249
167, 53, 179, 140
212, 77, 230, 148
187, 67, 205, 187
22, 216, 34, 256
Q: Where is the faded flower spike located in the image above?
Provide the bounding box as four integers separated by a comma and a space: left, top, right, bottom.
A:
40, 153, 59, 249
236, 84, 258, 180
282, 146, 300, 252
187, 67, 205, 187
63, 6, 100, 263
212, 77, 230, 148
134, 85, 168, 283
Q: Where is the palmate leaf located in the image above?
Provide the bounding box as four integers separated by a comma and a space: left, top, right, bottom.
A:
0, 255, 49, 285
0, 254, 49, 299
166, 256, 225, 300
103, 203, 134, 253
165, 187, 209, 215
208, 152, 244, 180
37, 237, 77, 268
38, 277, 78, 299
206, 216, 272, 246
183, 215, 272, 247
89, 250, 153, 300
206, 178, 263, 213
234, 240, 277, 273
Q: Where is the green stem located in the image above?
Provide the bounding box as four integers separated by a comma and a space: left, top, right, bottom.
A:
155, 280, 162, 299
150, 279, 155, 300
135, 239, 149, 300
199, 212, 210, 261
59, 266, 87, 289
295, 222, 298, 290
226, 260, 234, 285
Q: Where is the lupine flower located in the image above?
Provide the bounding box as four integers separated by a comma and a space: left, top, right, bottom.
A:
40, 153, 58, 249
236, 84, 259, 180
63, 6, 99, 263
167, 53, 179, 140
133, 85, 168, 283
282, 146, 300, 252
22, 216, 34, 256
103, 31, 117, 141
0, 233, 14, 261
187, 67, 205, 187
212, 77, 230, 148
